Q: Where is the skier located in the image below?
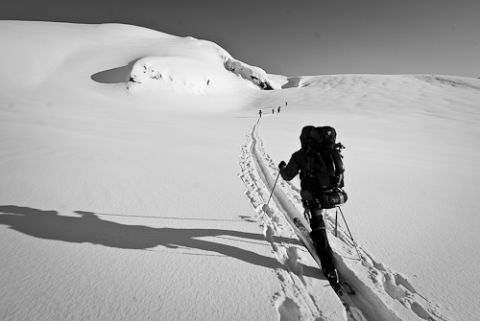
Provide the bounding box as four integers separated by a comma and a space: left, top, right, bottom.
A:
272, 108, 275, 114
278, 126, 347, 293
277, 106, 281, 113
258, 109, 262, 118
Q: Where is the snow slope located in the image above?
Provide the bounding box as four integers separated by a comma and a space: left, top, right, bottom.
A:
255, 74, 480, 321
1, 21, 479, 321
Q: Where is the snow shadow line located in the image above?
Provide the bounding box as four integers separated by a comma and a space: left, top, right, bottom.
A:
94, 212, 244, 222
90, 59, 139, 84
0, 205, 321, 278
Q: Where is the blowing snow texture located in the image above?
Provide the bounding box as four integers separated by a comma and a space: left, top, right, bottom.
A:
239, 120, 451, 321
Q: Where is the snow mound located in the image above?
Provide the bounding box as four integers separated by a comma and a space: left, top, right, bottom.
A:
126, 40, 276, 94
0, 21, 276, 95
186, 37, 276, 90
127, 56, 240, 94
224, 58, 275, 90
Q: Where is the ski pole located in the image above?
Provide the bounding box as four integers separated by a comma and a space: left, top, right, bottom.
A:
265, 171, 280, 208
338, 207, 363, 261
335, 208, 338, 237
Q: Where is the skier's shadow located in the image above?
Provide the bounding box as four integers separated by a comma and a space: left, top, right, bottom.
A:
0, 205, 322, 278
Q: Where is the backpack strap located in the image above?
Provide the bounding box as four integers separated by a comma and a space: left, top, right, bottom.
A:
330, 144, 345, 187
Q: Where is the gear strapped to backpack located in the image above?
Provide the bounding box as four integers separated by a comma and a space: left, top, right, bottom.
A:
302, 126, 348, 209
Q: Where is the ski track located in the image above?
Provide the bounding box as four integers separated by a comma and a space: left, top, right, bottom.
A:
239, 119, 348, 321
239, 119, 451, 321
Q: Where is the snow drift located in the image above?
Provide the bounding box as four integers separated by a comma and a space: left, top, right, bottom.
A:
124, 36, 276, 94
126, 55, 275, 94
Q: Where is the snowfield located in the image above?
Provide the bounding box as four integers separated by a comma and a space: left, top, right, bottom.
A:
1, 21, 479, 321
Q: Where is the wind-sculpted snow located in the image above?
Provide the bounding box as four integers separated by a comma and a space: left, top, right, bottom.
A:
122, 35, 275, 94
415, 75, 480, 91
127, 56, 234, 94
241, 120, 452, 321
224, 58, 275, 90
126, 55, 275, 94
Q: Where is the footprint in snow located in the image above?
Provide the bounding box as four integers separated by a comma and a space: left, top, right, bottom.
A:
277, 297, 302, 321
284, 246, 303, 277
264, 224, 275, 243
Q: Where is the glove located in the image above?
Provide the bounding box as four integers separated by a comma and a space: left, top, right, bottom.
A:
278, 161, 286, 169
304, 209, 312, 222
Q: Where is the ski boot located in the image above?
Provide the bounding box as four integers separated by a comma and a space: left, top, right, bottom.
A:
325, 269, 343, 296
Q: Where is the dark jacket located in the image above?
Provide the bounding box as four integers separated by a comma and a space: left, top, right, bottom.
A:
280, 147, 344, 193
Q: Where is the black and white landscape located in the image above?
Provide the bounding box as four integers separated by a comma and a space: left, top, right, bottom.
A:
1, 21, 479, 321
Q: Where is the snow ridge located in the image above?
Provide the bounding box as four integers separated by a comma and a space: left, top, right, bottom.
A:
224, 58, 274, 90
241, 119, 452, 321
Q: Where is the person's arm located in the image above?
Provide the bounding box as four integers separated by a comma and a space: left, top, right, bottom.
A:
279, 153, 300, 181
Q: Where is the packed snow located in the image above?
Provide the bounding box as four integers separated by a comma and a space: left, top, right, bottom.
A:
1, 21, 479, 321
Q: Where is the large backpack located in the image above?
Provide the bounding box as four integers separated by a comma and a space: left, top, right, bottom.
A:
302, 126, 347, 208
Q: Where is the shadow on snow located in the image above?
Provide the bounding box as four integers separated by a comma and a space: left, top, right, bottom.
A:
0, 205, 321, 279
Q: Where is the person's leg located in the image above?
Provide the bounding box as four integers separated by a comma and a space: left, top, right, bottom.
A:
306, 204, 342, 293
309, 207, 335, 274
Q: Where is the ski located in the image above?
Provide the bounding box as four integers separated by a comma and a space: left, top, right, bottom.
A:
292, 217, 355, 296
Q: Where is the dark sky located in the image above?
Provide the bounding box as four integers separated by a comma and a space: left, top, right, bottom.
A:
1, 0, 479, 77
